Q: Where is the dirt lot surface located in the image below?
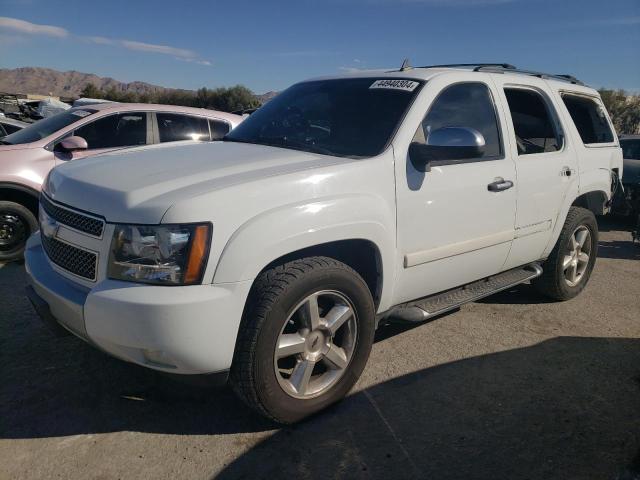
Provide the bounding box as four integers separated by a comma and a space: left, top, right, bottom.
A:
1, 217, 638, 480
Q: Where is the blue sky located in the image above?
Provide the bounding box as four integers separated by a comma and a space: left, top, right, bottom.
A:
0, 0, 639, 94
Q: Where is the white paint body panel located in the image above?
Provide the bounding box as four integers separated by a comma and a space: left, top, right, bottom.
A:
26, 68, 620, 375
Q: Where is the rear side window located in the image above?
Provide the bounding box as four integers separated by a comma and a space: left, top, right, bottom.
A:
504, 88, 561, 155
157, 114, 210, 143
74, 112, 147, 149
209, 120, 230, 140
561, 94, 614, 145
417, 82, 502, 159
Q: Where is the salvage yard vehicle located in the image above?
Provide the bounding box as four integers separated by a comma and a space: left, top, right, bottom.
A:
617, 135, 640, 242
24, 63, 622, 423
0, 104, 243, 261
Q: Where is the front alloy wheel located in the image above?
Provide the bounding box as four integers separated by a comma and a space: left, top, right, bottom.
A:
274, 290, 357, 399
230, 256, 375, 424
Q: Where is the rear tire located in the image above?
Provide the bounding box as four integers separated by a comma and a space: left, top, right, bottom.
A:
230, 256, 375, 424
0, 201, 37, 263
533, 206, 598, 301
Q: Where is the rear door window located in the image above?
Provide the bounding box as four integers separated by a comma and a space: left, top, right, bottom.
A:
73, 112, 147, 149
504, 88, 562, 155
561, 94, 615, 145
157, 114, 210, 143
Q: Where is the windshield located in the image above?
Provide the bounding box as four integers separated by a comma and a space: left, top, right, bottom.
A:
225, 78, 423, 158
621, 139, 640, 160
1, 108, 97, 145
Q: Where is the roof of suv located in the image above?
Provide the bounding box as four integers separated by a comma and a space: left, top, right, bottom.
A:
78, 102, 243, 124
307, 64, 597, 93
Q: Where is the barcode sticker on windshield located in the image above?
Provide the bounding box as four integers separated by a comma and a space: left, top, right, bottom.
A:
370, 79, 419, 92
71, 110, 92, 117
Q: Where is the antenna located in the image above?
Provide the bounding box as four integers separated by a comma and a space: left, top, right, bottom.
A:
400, 58, 412, 71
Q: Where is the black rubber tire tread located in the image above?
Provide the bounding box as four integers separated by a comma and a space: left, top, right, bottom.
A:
533, 206, 598, 301
229, 256, 375, 424
0, 201, 38, 263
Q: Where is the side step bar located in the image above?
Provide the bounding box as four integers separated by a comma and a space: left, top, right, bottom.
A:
383, 263, 543, 324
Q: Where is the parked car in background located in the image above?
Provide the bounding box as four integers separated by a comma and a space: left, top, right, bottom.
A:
0, 117, 28, 137
615, 135, 640, 213
0, 103, 243, 262
24, 64, 621, 423
615, 135, 640, 241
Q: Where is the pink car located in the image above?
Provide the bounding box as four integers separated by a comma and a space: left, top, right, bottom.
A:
0, 103, 243, 262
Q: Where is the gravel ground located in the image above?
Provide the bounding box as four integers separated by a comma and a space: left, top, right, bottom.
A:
0, 217, 638, 480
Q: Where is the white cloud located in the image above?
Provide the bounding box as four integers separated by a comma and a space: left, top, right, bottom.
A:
0, 16, 211, 65
120, 40, 197, 59
0, 16, 68, 37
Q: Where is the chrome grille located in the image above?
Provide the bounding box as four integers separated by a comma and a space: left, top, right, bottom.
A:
41, 232, 97, 281
40, 194, 104, 237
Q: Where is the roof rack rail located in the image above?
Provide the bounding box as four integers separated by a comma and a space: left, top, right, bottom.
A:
416, 63, 516, 70
473, 65, 585, 85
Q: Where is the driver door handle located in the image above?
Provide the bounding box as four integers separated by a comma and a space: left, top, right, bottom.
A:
487, 178, 514, 192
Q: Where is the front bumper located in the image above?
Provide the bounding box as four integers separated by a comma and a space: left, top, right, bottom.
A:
24, 234, 253, 375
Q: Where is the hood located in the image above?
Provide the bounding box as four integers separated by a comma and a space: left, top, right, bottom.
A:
623, 158, 640, 186
45, 141, 345, 223
0, 142, 38, 152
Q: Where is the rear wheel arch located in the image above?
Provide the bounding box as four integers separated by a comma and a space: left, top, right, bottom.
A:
572, 190, 608, 216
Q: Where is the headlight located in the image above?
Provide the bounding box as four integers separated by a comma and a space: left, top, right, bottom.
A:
108, 223, 211, 285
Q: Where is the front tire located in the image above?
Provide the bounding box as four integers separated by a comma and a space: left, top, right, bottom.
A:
230, 256, 375, 424
0, 201, 38, 263
533, 206, 598, 301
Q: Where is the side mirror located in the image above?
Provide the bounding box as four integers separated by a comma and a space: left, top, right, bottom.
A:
57, 135, 88, 152
409, 127, 486, 172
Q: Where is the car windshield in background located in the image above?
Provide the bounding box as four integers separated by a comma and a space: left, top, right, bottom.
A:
621, 139, 640, 160
225, 78, 423, 158
1, 108, 97, 145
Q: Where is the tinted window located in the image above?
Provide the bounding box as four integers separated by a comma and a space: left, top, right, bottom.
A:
562, 94, 614, 144
505, 89, 561, 155
225, 78, 423, 158
2, 123, 22, 134
416, 82, 501, 158
0, 125, 6, 137
157, 114, 210, 143
210, 120, 230, 140
74, 112, 147, 149
1, 108, 97, 145
621, 139, 640, 159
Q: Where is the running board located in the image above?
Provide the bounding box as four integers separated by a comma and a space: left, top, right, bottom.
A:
384, 263, 543, 324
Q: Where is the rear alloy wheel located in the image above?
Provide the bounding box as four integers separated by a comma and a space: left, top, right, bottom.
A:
533, 206, 598, 301
231, 256, 375, 424
0, 201, 38, 263
562, 225, 592, 287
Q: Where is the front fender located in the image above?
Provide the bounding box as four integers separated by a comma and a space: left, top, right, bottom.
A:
213, 194, 396, 311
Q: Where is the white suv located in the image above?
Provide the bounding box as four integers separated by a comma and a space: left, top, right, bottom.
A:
25, 63, 622, 423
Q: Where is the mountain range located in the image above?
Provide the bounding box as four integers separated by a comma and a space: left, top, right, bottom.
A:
0, 66, 276, 103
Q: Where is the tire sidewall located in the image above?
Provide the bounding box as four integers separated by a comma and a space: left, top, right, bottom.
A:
0, 201, 38, 262
553, 209, 598, 298
253, 266, 375, 423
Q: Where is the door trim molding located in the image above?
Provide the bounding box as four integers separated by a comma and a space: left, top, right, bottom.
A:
404, 230, 514, 268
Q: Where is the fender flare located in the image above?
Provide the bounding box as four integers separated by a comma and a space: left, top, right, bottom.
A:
212, 194, 396, 311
